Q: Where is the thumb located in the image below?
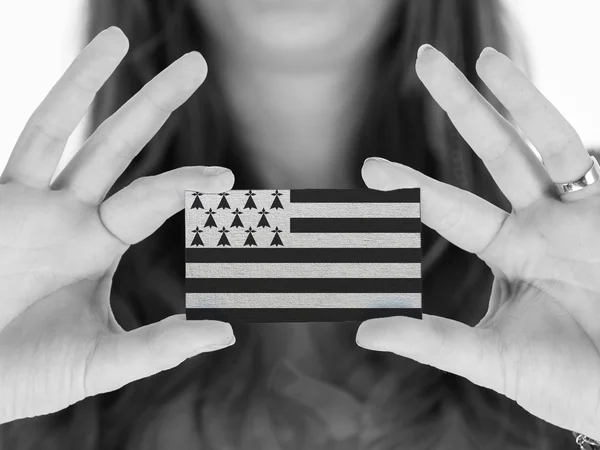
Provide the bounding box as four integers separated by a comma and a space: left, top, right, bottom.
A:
355, 314, 506, 395
85, 315, 235, 396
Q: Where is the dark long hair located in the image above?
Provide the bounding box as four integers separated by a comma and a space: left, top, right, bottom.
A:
0, 0, 576, 448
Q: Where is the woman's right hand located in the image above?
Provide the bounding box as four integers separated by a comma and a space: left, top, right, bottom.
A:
0, 26, 236, 424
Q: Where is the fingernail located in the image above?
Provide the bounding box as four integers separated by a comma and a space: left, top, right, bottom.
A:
361, 158, 394, 190
214, 323, 235, 345
203, 166, 229, 176
417, 43, 434, 58
355, 318, 396, 350
363, 156, 390, 166
480, 46, 498, 57
202, 334, 236, 352
177, 52, 208, 89
219, 172, 235, 188
356, 321, 376, 348
183, 50, 206, 63
196, 320, 235, 343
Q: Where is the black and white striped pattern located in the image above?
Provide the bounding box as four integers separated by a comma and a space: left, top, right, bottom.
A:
184, 188, 422, 322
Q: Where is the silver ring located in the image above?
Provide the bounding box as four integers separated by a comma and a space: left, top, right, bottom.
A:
555, 155, 600, 195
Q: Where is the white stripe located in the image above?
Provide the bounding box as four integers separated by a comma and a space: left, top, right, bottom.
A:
287, 232, 420, 248
192, 231, 421, 248
287, 203, 420, 218
186, 293, 421, 308
186, 263, 421, 278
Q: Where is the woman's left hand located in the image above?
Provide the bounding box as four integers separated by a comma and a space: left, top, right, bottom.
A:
356, 44, 600, 440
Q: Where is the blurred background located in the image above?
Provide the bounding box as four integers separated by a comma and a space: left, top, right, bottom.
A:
1, 0, 598, 175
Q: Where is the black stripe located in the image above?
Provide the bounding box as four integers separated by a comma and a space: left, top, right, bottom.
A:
186, 307, 422, 322
290, 218, 421, 233
186, 278, 421, 293
186, 248, 421, 263
289, 188, 420, 203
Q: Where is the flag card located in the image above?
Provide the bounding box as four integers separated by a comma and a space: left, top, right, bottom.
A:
184, 189, 422, 322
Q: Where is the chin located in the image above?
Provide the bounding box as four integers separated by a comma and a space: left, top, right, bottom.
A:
241, 23, 359, 69
248, 16, 346, 54
192, 0, 398, 68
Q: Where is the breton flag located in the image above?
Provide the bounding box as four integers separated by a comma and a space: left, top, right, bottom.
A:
184, 189, 422, 322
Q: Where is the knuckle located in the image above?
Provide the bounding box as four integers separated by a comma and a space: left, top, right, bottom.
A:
476, 212, 510, 261
428, 317, 448, 356
506, 89, 537, 116
500, 338, 522, 402
82, 335, 102, 397
145, 323, 167, 359
419, 56, 480, 117
130, 173, 159, 190
496, 334, 511, 396
66, 71, 98, 97
540, 133, 582, 160
142, 89, 173, 115
26, 116, 70, 142
94, 132, 139, 162
437, 201, 464, 235
80, 186, 103, 205
483, 134, 520, 164
144, 322, 184, 370
137, 173, 181, 207
117, 175, 160, 209
445, 84, 480, 117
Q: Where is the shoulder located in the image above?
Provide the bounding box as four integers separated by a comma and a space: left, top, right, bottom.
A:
588, 147, 600, 159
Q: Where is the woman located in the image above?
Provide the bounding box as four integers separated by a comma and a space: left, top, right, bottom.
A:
0, 0, 599, 448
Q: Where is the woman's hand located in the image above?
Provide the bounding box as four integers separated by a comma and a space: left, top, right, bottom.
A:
0, 26, 236, 424
357, 44, 600, 440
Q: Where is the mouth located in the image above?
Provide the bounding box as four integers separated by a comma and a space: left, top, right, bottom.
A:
252, 0, 333, 13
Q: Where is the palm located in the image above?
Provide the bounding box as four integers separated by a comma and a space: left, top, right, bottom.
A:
0, 27, 235, 424
0, 278, 111, 419
0, 182, 120, 417
488, 282, 600, 431
0, 183, 122, 328
358, 44, 600, 441
477, 197, 600, 431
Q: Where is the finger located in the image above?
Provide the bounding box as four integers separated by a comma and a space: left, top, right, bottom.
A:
356, 314, 506, 396
99, 165, 234, 247
85, 315, 235, 397
0, 27, 128, 188
415, 44, 552, 211
51, 51, 208, 204
476, 47, 592, 187
362, 157, 508, 261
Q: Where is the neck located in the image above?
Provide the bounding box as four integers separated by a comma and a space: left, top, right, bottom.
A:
212, 52, 375, 189
205, 50, 375, 377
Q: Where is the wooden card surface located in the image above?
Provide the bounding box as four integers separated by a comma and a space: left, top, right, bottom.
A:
184, 189, 422, 322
